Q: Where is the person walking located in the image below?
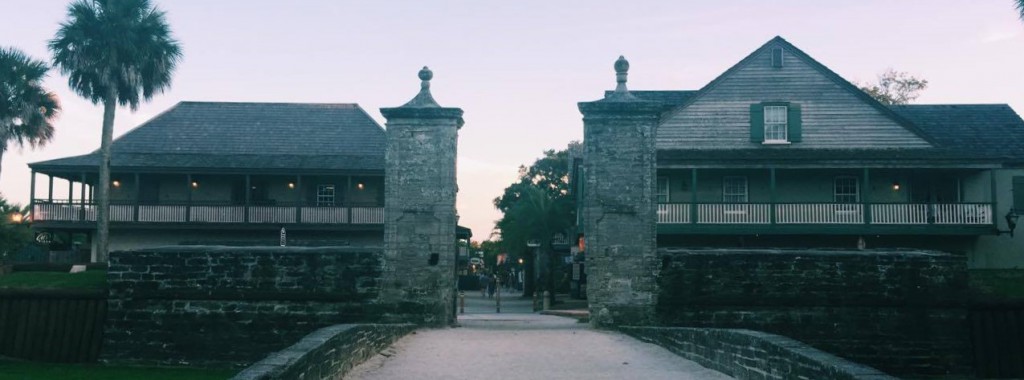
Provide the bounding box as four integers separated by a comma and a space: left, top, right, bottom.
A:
487, 274, 497, 299
479, 272, 489, 298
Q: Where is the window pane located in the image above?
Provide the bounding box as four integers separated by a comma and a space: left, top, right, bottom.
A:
834, 177, 858, 203
656, 177, 670, 203
764, 106, 788, 142
317, 184, 335, 206
723, 177, 748, 203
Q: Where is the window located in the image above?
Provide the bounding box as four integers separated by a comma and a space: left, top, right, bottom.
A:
723, 176, 748, 203
317, 184, 335, 206
1014, 176, 1024, 212
657, 177, 670, 204
771, 47, 784, 68
764, 106, 788, 142
834, 177, 859, 203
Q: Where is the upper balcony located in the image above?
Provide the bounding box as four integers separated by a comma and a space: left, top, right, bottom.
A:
29, 172, 383, 229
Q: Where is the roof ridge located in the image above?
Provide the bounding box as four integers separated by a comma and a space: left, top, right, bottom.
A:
178, 101, 361, 107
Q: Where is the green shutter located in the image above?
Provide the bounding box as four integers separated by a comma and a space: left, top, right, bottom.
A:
788, 103, 802, 142
1013, 176, 1024, 211
750, 104, 764, 143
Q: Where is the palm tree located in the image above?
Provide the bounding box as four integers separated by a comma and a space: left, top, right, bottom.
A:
1017, 0, 1024, 20
0, 47, 60, 182
49, 0, 181, 262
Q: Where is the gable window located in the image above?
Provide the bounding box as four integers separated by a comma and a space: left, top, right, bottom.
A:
764, 106, 788, 142
657, 177, 670, 204
723, 176, 748, 203
834, 177, 859, 203
750, 103, 802, 143
317, 184, 336, 207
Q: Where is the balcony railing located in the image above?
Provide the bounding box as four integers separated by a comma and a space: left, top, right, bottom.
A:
31, 201, 383, 225
657, 202, 992, 226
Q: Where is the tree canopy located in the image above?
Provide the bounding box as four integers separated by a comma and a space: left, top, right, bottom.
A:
858, 69, 928, 105
0, 47, 60, 181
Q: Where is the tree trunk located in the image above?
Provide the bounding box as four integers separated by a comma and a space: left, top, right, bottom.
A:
95, 89, 117, 263
543, 244, 557, 305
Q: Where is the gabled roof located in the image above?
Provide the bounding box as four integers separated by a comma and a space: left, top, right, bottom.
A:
664, 36, 936, 145
30, 102, 386, 173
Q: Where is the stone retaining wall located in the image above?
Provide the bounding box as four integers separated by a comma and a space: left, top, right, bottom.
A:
621, 327, 897, 380
231, 324, 414, 380
104, 246, 415, 366
656, 248, 970, 377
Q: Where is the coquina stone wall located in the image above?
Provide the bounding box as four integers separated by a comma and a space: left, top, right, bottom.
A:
656, 248, 970, 377
104, 246, 419, 366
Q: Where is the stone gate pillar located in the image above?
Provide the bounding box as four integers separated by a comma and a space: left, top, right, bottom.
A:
578, 57, 664, 327
380, 67, 464, 326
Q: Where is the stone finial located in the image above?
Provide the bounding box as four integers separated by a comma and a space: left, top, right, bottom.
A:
399, 66, 441, 108
614, 55, 629, 93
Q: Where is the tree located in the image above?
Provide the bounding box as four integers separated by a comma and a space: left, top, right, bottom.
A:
0, 47, 60, 182
0, 197, 33, 264
1017, 0, 1024, 21
858, 69, 928, 105
493, 148, 575, 302
50, 0, 182, 262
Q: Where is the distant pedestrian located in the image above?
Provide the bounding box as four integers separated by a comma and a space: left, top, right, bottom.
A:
487, 274, 497, 298
479, 273, 489, 297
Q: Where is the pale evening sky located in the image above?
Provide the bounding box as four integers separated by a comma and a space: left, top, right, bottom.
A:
2, 1, 1023, 240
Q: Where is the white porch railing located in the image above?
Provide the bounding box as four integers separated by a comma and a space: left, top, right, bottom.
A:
351, 207, 385, 224
934, 203, 992, 225
870, 204, 929, 224
300, 207, 348, 224
248, 206, 296, 224
777, 203, 863, 224
697, 203, 771, 224
657, 203, 690, 224
32, 203, 383, 225
190, 206, 245, 223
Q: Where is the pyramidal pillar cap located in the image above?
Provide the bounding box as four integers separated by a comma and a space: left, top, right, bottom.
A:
381, 66, 464, 127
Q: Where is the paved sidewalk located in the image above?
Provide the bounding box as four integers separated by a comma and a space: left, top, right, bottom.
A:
346, 291, 733, 380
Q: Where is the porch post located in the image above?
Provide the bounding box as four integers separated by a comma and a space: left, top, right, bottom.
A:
690, 168, 698, 224
29, 170, 36, 210
68, 178, 74, 204
244, 174, 251, 223
47, 174, 53, 202
133, 173, 140, 222
769, 168, 776, 225
295, 175, 302, 223
186, 174, 192, 222
862, 168, 871, 225
346, 176, 353, 207
80, 173, 87, 221
990, 169, 998, 229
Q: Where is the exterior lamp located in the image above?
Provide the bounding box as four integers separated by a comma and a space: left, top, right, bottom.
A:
191, 181, 199, 189
518, 258, 524, 265
10, 212, 23, 224
1003, 209, 1020, 237
356, 182, 365, 190
892, 182, 901, 191
112, 180, 121, 188
287, 182, 295, 189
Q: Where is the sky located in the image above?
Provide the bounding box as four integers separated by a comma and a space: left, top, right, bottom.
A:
2, 1, 1024, 240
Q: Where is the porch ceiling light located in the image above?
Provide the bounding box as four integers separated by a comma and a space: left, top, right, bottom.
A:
892, 182, 901, 191
356, 182, 365, 190
112, 180, 121, 188
288, 182, 295, 189
191, 181, 199, 189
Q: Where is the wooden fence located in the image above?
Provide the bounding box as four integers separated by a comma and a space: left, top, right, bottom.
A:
970, 303, 1024, 378
0, 290, 107, 363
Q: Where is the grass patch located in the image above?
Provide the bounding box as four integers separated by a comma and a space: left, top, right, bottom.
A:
0, 271, 107, 290
0, 360, 235, 380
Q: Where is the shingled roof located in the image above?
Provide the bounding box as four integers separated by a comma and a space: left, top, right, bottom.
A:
30, 102, 386, 173
656, 103, 1024, 166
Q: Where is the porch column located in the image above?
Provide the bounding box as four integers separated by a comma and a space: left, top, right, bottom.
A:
244, 174, 251, 223
863, 168, 871, 225
990, 169, 998, 229
769, 168, 776, 225
186, 174, 193, 222
346, 176, 352, 207
48, 174, 53, 202
68, 178, 74, 204
133, 173, 140, 222
29, 170, 36, 210
690, 168, 698, 224
80, 173, 87, 221
294, 175, 302, 223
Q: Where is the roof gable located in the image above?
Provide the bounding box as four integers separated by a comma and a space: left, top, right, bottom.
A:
657, 36, 934, 150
